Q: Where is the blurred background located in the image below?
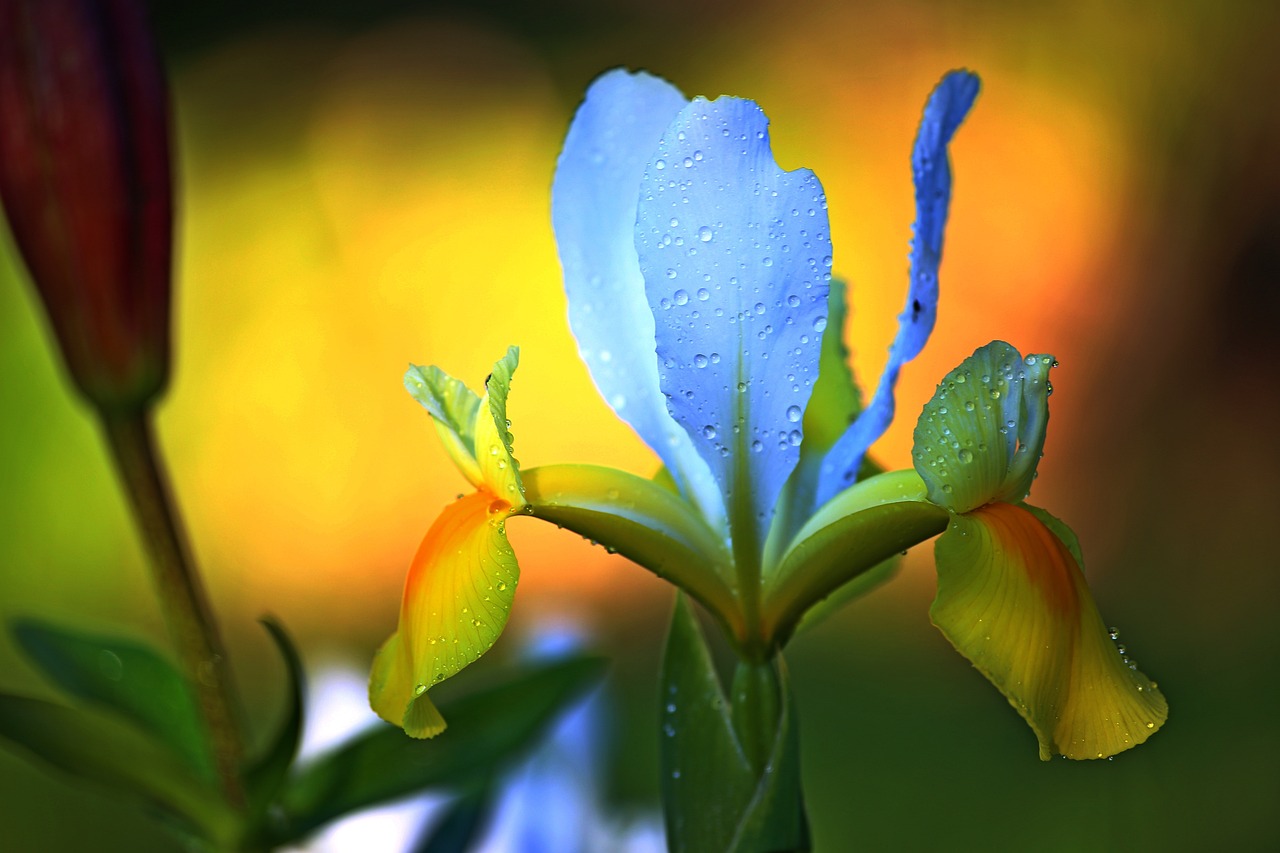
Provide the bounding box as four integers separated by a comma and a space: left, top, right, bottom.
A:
1, 0, 1277, 849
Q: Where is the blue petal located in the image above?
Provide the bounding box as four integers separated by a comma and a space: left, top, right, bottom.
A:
552, 69, 724, 526
814, 70, 980, 509
635, 97, 832, 559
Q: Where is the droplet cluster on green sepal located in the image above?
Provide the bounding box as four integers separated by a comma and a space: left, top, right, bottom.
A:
405, 347, 525, 504
912, 341, 1054, 513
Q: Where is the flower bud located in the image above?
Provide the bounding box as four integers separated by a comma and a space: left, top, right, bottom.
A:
0, 0, 172, 411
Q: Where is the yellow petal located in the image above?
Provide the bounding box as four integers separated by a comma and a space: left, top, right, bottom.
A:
931, 502, 1167, 759
369, 490, 519, 737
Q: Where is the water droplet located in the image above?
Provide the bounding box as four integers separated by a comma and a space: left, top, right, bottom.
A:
762, 256, 773, 267
787, 429, 802, 446
942, 483, 954, 493
786, 405, 802, 422
666, 268, 677, 280
696, 287, 710, 301
787, 294, 800, 308
654, 159, 666, 170
751, 440, 763, 452
1108, 627, 1120, 640
958, 449, 974, 464
496, 580, 508, 591
710, 352, 721, 364
702, 424, 717, 439
694, 354, 709, 368
414, 683, 428, 696
964, 400, 976, 412
674, 288, 689, 305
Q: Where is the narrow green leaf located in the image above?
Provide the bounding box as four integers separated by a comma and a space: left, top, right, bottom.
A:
411, 777, 494, 853
274, 656, 602, 846
11, 619, 213, 780
0, 693, 235, 843
405, 363, 484, 487
245, 618, 306, 810
661, 595, 756, 853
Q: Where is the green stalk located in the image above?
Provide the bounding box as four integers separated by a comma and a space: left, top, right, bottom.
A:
100, 410, 245, 809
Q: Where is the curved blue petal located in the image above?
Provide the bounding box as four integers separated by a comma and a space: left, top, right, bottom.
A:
635, 96, 832, 559
814, 70, 980, 509
552, 69, 724, 527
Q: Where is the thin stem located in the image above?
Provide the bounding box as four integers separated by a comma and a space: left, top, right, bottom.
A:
100, 410, 245, 808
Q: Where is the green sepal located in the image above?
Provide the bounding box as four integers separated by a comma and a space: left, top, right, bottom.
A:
244, 618, 305, 816
761, 469, 949, 647
523, 464, 741, 644
272, 655, 603, 846
793, 554, 901, 635
660, 595, 809, 853
768, 278, 862, 561
912, 341, 1054, 513
0, 693, 236, 844
405, 363, 484, 488
11, 619, 214, 781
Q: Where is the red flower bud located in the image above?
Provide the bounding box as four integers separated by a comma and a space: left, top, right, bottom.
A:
0, 0, 172, 412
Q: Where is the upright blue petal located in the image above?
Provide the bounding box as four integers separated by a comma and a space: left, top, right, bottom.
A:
635, 97, 832, 560
814, 70, 980, 509
552, 69, 724, 528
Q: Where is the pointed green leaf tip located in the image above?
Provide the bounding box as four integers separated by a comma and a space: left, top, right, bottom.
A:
912, 341, 1054, 513
405, 347, 524, 503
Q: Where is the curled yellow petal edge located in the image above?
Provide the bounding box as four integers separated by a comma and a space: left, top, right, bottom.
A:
369, 491, 520, 738
931, 502, 1167, 760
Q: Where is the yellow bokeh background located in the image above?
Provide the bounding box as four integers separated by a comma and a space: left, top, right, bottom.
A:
2, 0, 1278, 848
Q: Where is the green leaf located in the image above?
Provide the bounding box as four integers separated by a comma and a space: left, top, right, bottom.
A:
11, 619, 213, 780
0, 693, 236, 843
244, 618, 305, 811
524, 464, 739, 642
660, 595, 755, 852
274, 655, 602, 846
410, 777, 494, 853
762, 469, 948, 647
912, 341, 1055, 512
661, 596, 810, 853
405, 363, 484, 488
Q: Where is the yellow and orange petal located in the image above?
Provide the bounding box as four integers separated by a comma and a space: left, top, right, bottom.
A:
930, 502, 1166, 760
369, 490, 519, 737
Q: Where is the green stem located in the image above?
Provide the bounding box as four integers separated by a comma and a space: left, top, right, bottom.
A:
731, 658, 781, 776
100, 410, 245, 809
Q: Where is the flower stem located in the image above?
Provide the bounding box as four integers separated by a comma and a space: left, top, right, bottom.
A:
100, 410, 245, 809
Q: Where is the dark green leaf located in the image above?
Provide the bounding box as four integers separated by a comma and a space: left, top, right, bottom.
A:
271, 655, 603, 846
245, 617, 306, 809
662, 596, 810, 853
11, 619, 213, 780
411, 777, 494, 853
660, 595, 755, 852
0, 693, 235, 844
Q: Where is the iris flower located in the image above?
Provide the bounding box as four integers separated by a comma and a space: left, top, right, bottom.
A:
370, 69, 1167, 761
